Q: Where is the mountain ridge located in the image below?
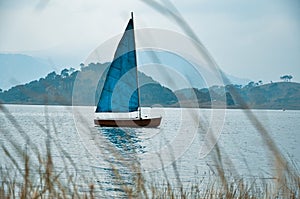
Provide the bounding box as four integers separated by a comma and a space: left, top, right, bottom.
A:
0, 61, 299, 110
0, 53, 252, 91
0, 53, 53, 90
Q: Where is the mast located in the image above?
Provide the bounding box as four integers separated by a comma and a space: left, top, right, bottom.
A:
131, 12, 142, 119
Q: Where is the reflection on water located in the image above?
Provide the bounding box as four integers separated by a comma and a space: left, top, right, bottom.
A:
100, 127, 145, 154
96, 127, 146, 197
1, 105, 300, 197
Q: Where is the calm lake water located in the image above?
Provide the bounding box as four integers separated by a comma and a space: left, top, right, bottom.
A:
0, 104, 299, 196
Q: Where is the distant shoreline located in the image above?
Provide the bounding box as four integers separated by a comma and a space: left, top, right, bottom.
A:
0, 62, 299, 110
1, 103, 299, 111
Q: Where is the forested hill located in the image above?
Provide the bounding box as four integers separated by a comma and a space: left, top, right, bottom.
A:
230, 82, 300, 109
173, 82, 300, 110
0, 62, 177, 107
0, 62, 299, 110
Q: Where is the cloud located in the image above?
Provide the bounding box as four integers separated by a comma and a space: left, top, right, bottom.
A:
0, 0, 299, 82
34, 0, 51, 11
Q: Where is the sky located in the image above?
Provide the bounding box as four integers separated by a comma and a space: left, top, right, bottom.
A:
0, 0, 299, 84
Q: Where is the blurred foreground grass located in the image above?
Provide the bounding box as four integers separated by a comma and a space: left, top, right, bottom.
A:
0, 145, 299, 198
1, 1, 299, 197
0, 104, 299, 198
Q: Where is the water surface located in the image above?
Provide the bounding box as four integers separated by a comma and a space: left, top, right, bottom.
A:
0, 105, 299, 196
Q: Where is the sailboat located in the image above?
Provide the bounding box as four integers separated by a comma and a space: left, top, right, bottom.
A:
94, 13, 162, 127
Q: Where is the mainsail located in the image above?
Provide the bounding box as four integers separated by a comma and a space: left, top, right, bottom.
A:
94, 13, 162, 127
96, 16, 139, 113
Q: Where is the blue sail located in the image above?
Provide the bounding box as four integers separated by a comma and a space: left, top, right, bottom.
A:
96, 18, 139, 113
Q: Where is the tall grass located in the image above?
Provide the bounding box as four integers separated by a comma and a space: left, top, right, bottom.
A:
0, 103, 299, 198
1, 1, 299, 198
